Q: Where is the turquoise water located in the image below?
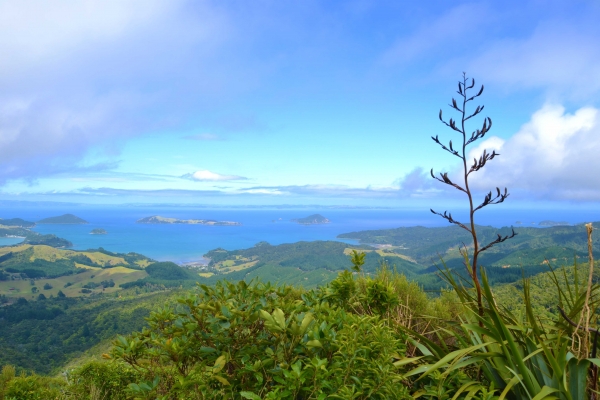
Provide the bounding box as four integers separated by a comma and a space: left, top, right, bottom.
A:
2, 206, 600, 264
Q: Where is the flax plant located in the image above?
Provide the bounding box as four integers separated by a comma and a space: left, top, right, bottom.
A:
430, 73, 516, 316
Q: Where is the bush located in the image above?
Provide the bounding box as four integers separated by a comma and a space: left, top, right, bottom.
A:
3, 374, 65, 400
65, 361, 141, 400
145, 262, 193, 280
110, 275, 411, 399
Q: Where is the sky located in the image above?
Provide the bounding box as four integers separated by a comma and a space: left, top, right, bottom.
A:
1, 0, 600, 209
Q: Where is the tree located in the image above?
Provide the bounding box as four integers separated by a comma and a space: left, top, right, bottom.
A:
57, 290, 66, 298
430, 73, 516, 316
43, 283, 52, 290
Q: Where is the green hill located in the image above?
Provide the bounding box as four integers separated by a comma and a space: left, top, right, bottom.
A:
37, 214, 89, 224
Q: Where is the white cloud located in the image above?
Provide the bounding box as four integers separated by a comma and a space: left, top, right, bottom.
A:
185, 170, 247, 182
394, 168, 445, 198
0, 1, 232, 184
470, 104, 600, 200
242, 189, 285, 195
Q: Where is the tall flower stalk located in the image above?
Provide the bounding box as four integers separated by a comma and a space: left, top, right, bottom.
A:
430, 73, 516, 316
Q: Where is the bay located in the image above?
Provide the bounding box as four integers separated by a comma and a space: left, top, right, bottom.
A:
2, 205, 600, 264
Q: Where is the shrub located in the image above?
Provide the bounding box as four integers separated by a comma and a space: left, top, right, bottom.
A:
110, 277, 410, 399
65, 361, 140, 400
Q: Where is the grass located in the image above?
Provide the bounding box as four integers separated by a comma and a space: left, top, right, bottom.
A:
0, 267, 147, 299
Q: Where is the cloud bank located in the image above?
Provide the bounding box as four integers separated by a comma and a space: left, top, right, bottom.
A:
183, 170, 247, 182
470, 104, 600, 200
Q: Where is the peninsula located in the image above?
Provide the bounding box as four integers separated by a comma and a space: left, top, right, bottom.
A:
136, 215, 241, 226
0, 218, 35, 228
291, 214, 330, 225
37, 214, 89, 224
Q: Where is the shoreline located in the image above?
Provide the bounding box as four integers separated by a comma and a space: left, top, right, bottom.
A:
179, 257, 211, 267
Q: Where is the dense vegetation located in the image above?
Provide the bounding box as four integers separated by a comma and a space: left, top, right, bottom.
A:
0, 290, 176, 375
202, 240, 422, 287
1, 254, 599, 399
338, 223, 599, 290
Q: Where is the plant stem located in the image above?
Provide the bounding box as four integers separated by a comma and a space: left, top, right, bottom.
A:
460, 74, 483, 318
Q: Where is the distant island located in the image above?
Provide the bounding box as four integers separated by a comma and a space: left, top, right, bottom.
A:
90, 228, 107, 235
136, 216, 241, 226
539, 220, 570, 227
291, 214, 330, 225
37, 214, 89, 224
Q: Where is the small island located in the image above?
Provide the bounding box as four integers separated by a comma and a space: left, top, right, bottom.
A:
136, 216, 241, 226
90, 228, 107, 235
37, 214, 89, 224
291, 214, 330, 225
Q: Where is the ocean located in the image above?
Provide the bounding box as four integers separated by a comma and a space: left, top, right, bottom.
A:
1, 206, 600, 264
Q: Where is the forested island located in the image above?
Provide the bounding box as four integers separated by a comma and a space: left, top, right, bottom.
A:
37, 214, 88, 224
90, 228, 107, 235
136, 215, 241, 226
291, 213, 330, 224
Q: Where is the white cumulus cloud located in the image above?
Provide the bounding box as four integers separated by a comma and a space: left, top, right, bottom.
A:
469, 104, 600, 200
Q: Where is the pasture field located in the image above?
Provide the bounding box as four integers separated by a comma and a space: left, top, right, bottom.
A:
0, 266, 148, 299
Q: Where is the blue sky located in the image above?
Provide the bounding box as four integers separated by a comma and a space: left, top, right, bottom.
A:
1, 0, 600, 208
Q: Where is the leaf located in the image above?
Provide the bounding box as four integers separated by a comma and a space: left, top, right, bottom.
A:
213, 355, 227, 373
272, 308, 286, 330
200, 346, 217, 353
567, 357, 590, 399
221, 305, 232, 318
393, 356, 423, 368
531, 386, 559, 400
240, 392, 262, 400
299, 312, 314, 336
306, 340, 323, 348
213, 375, 230, 386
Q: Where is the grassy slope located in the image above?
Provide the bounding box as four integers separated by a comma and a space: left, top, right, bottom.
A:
0, 245, 150, 298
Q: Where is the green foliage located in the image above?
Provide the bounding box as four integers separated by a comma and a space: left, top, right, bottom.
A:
107, 272, 414, 399
3, 375, 64, 400
1, 249, 79, 278
0, 293, 170, 374
64, 360, 141, 399
349, 250, 365, 273
145, 262, 195, 280
402, 261, 600, 399
203, 240, 422, 288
